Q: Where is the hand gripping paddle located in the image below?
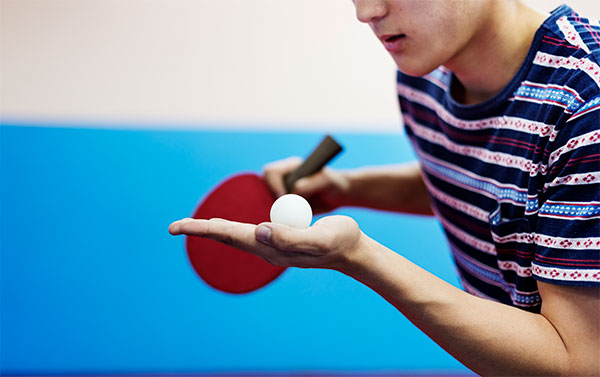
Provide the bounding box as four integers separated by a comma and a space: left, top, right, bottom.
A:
186, 135, 343, 294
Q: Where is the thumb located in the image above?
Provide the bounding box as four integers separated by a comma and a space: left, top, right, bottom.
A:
254, 223, 329, 255
292, 169, 331, 196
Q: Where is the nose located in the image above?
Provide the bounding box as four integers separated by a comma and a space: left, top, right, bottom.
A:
354, 0, 388, 23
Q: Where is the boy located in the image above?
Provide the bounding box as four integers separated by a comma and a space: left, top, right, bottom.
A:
170, 1, 599, 375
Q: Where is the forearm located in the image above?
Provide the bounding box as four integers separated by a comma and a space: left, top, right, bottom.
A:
340, 161, 434, 216
345, 238, 576, 377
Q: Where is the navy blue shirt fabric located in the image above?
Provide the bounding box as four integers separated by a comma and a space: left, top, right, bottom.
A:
397, 5, 600, 312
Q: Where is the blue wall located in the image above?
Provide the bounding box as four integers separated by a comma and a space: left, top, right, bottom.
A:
1, 124, 470, 375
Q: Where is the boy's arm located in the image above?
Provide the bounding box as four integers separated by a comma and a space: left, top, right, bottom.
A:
351, 240, 599, 377
341, 161, 434, 216
263, 159, 434, 216
170, 218, 599, 376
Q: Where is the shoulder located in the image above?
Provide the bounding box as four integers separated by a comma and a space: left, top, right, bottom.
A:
542, 5, 600, 61
532, 5, 600, 105
517, 6, 600, 142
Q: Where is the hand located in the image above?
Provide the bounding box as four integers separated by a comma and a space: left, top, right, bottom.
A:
168, 215, 369, 273
262, 157, 350, 214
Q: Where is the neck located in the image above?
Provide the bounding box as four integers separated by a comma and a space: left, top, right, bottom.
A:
445, 1, 548, 105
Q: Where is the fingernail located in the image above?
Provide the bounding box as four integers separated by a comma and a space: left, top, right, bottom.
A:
256, 225, 272, 243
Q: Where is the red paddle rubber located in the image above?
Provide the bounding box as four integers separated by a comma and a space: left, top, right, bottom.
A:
186, 174, 286, 294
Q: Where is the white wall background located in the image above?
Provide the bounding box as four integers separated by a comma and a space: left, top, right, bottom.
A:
1, 0, 599, 131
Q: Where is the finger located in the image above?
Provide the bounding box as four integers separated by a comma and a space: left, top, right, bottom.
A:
292, 169, 331, 196
177, 218, 255, 245
168, 217, 195, 235
176, 218, 276, 257
255, 222, 332, 256
173, 218, 321, 268
262, 156, 302, 197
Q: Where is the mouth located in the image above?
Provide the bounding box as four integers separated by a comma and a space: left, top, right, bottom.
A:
380, 34, 406, 52
382, 34, 405, 42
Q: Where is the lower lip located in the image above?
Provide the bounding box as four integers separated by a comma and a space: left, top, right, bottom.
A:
383, 36, 405, 52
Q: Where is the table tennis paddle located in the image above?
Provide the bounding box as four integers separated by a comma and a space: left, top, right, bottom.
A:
186, 135, 343, 294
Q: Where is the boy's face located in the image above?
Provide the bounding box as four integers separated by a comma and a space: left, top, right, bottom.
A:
353, 0, 490, 76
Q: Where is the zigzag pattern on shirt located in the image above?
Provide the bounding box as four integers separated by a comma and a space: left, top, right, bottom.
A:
491, 230, 600, 251
460, 271, 543, 309
548, 129, 600, 166
398, 83, 558, 138
557, 15, 592, 53
524, 195, 540, 215
404, 96, 599, 178
498, 260, 533, 278
539, 200, 600, 220
409, 125, 597, 224
437, 211, 497, 255
532, 263, 600, 282
451, 244, 541, 307
460, 277, 498, 302
451, 242, 535, 289
545, 171, 600, 190
570, 95, 600, 121
405, 114, 541, 174
416, 146, 598, 221
422, 173, 490, 222
404, 104, 544, 152
398, 4, 600, 295
533, 51, 600, 89
416, 148, 529, 206
451, 243, 504, 282
511, 81, 585, 112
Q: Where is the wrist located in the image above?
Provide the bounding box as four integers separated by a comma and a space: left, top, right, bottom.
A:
333, 168, 367, 208
320, 168, 355, 209
336, 231, 389, 280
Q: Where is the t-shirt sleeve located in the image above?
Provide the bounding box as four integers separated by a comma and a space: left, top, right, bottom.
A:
532, 95, 600, 286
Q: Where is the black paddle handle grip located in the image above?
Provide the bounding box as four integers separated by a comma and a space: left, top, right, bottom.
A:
283, 135, 343, 194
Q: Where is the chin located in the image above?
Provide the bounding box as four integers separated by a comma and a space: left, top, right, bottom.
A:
393, 57, 439, 77
396, 64, 438, 78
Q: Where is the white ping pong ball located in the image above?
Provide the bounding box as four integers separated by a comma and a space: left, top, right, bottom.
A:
270, 194, 313, 229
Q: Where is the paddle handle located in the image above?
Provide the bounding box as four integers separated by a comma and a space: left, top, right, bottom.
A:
283, 135, 343, 194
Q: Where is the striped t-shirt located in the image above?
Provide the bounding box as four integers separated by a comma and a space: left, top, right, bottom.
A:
397, 4, 600, 312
